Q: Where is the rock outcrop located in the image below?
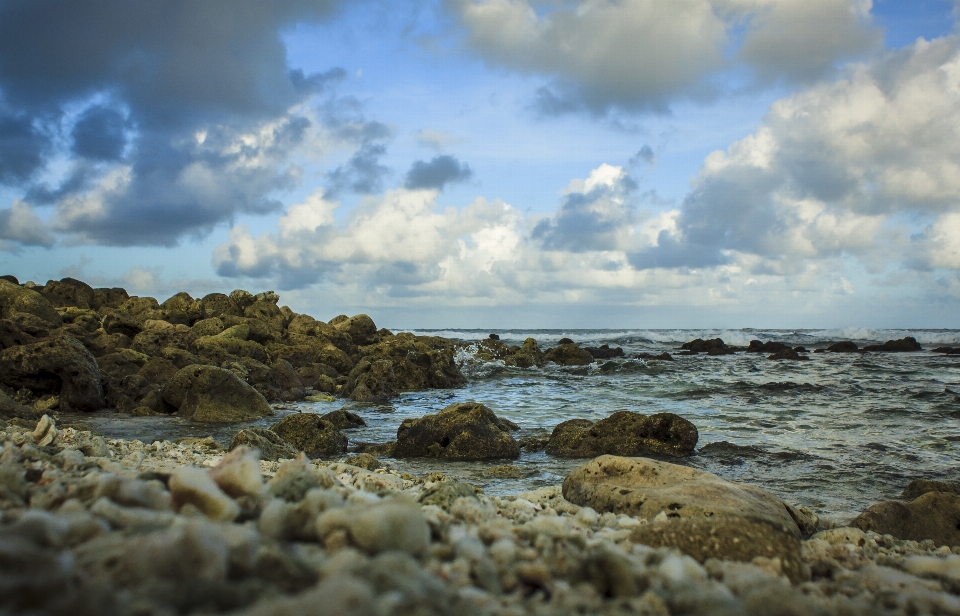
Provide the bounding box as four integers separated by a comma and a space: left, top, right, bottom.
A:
394, 402, 520, 460
562, 455, 804, 536
270, 413, 348, 458
0, 335, 104, 412
543, 342, 594, 366
162, 365, 274, 422
679, 338, 735, 356
545, 411, 697, 458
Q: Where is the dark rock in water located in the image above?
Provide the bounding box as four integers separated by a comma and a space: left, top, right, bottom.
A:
631, 518, 806, 584
472, 337, 544, 368
767, 348, 809, 361
636, 352, 674, 361
344, 452, 382, 470
826, 341, 859, 353
545, 411, 697, 458
353, 441, 397, 456
394, 402, 520, 460
584, 344, 624, 359
861, 336, 922, 352
680, 338, 733, 355
488, 333, 499, 340
162, 365, 274, 422
931, 347, 960, 355
558, 337, 574, 345
321, 409, 366, 430
271, 413, 347, 458
544, 342, 594, 366
230, 427, 298, 461
707, 346, 736, 356
901, 479, 960, 500
747, 340, 788, 353
850, 491, 960, 547
0, 335, 104, 412
517, 435, 550, 451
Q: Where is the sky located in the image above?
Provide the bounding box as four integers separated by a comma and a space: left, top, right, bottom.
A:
1, 0, 960, 329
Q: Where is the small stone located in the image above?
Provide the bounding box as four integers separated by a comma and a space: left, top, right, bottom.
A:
268, 454, 322, 502
208, 445, 265, 500
31, 414, 57, 446
169, 466, 240, 522
347, 497, 430, 556
343, 453, 382, 470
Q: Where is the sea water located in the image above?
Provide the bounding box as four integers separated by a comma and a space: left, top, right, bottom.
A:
78, 328, 960, 523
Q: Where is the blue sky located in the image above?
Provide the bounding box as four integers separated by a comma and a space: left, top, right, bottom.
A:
1, 0, 959, 328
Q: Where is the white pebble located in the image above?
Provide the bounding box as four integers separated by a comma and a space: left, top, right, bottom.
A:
169, 467, 240, 522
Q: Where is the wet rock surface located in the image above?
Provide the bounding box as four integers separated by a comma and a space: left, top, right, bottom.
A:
545, 411, 698, 458
394, 402, 521, 460
850, 491, 960, 547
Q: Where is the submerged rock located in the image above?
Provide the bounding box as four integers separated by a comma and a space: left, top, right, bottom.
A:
862, 336, 923, 352
826, 340, 859, 352
545, 411, 698, 458
394, 402, 520, 460
562, 455, 802, 536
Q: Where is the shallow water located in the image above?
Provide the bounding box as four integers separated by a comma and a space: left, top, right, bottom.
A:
70, 328, 960, 523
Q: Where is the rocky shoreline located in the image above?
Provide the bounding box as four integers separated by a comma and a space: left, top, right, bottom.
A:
4, 415, 960, 616
4, 276, 960, 614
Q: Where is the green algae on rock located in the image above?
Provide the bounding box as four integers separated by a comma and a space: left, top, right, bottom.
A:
545, 411, 698, 458
162, 364, 273, 422
394, 402, 520, 461
271, 413, 347, 458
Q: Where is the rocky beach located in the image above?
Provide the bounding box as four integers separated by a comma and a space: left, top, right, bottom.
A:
3, 275, 960, 615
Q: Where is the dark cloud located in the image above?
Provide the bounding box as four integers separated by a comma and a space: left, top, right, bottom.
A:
533, 168, 637, 252
404, 155, 472, 190
630, 145, 656, 167
0, 112, 50, 185
71, 105, 127, 161
325, 143, 389, 198
0, 0, 353, 247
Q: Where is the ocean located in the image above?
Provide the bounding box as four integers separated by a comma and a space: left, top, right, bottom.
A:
79, 328, 960, 524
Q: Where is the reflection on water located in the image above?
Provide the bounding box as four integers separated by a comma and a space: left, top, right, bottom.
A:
69, 328, 960, 522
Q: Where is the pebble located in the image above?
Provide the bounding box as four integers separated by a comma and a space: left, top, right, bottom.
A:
3, 415, 960, 616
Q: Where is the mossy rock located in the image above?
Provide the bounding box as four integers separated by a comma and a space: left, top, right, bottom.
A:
545, 411, 697, 458
394, 402, 520, 461
230, 427, 297, 462
0, 280, 62, 326
162, 365, 274, 422
543, 342, 594, 366
271, 413, 347, 458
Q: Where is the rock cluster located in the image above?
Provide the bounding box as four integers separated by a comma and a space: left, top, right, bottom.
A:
0, 277, 466, 421
3, 417, 960, 616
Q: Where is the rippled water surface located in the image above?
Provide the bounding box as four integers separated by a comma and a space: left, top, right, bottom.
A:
75, 328, 960, 522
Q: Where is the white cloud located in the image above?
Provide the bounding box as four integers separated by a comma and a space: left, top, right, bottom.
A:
634, 35, 960, 272
446, 0, 878, 112
0, 200, 53, 250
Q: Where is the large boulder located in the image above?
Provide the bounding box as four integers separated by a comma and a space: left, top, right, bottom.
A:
162, 365, 274, 422
91, 287, 130, 311
131, 321, 191, 356
200, 293, 241, 318
342, 358, 426, 402
510, 338, 544, 367
270, 413, 347, 458
680, 338, 732, 355
0, 319, 37, 350
850, 491, 960, 547
631, 518, 806, 584
543, 342, 594, 366
394, 402, 520, 460
229, 428, 298, 462
332, 314, 378, 346
0, 280, 62, 326
193, 334, 268, 364
41, 277, 95, 309
0, 335, 105, 412
562, 455, 803, 536
160, 292, 205, 325
545, 411, 697, 458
